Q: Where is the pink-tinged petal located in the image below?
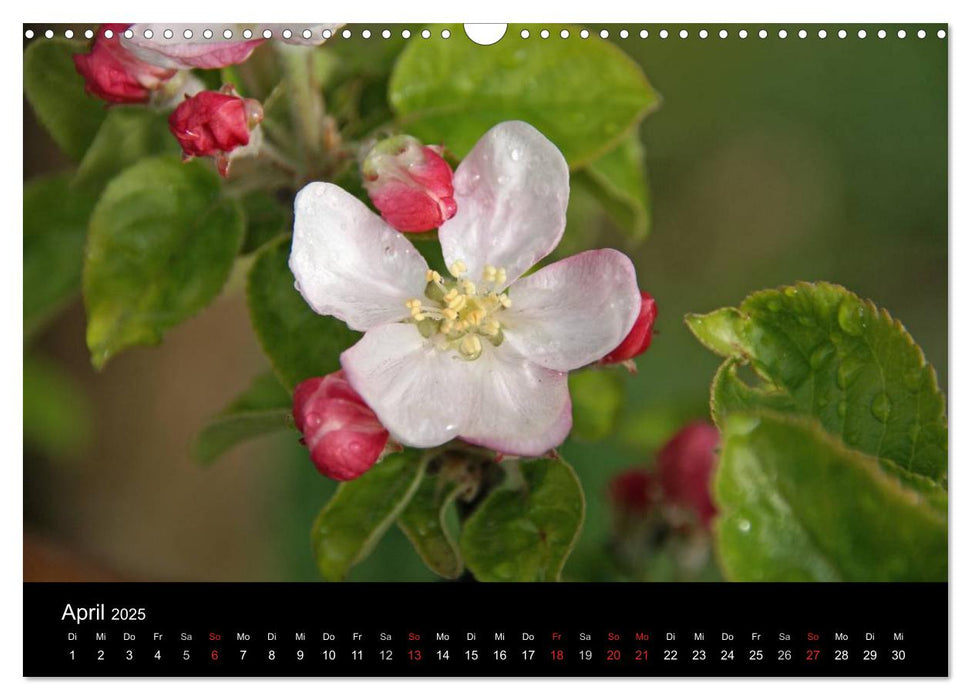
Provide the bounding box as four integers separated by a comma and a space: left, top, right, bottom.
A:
341, 324, 471, 448
502, 249, 641, 372
439, 121, 569, 284
122, 24, 263, 70
290, 183, 430, 331
458, 350, 572, 457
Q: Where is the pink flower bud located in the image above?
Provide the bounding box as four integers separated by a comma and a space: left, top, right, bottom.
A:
608, 468, 660, 516
292, 371, 390, 481
362, 135, 457, 233
656, 422, 720, 527
601, 291, 658, 366
168, 87, 263, 177
73, 24, 176, 104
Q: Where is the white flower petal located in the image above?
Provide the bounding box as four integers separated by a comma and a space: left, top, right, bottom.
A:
341, 324, 470, 448
289, 183, 429, 332
502, 249, 641, 372
342, 325, 572, 456
439, 121, 569, 284
459, 348, 572, 457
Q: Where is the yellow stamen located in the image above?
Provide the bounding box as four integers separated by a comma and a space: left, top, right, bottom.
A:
448, 260, 467, 277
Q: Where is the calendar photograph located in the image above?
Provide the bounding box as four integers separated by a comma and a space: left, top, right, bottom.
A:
23, 22, 947, 596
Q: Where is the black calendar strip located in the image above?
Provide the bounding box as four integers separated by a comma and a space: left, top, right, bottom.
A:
24, 582, 947, 677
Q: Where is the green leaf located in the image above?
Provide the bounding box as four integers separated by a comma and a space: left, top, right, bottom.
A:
460, 457, 585, 582
389, 24, 659, 168
568, 369, 624, 442
24, 39, 107, 160
715, 412, 947, 582
24, 355, 92, 460
240, 190, 291, 255
397, 470, 465, 579
24, 173, 94, 336
83, 156, 244, 369
312, 451, 426, 581
247, 237, 361, 389
578, 132, 651, 241
192, 372, 293, 466
685, 282, 947, 482
73, 107, 179, 195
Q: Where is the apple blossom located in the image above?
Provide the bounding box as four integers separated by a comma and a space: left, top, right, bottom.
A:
656, 421, 720, 527
168, 87, 264, 177
362, 135, 457, 233
600, 291, 657, 367
73, 24, 177, 104
292, 371, 391, 481
290, 121, 642, 456
121, 23, 343, 70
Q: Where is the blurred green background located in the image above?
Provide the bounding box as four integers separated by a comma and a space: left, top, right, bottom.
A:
23, 24, 947, 582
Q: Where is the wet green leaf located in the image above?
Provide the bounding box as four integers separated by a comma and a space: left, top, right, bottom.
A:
715, 412, 947, 582
312, 451, 426, 581
247, 237, 360, 389
389, 24, 659, 168
397, 470, 465, 579
460, 457, 584, 581
686, 282, 947, 482
579, 132, 651, 241
192, 372, 293, 466
83, 157, 244, 369
24, 173, 94, 336
24, 38, 106, 159
73, 107, 179, 195
239, 190, 291, 255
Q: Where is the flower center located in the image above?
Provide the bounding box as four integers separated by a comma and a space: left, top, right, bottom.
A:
404, 260, 512, 361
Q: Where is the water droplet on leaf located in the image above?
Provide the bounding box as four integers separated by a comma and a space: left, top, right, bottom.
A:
837, 298, 866, 336
871, 392, 892, 423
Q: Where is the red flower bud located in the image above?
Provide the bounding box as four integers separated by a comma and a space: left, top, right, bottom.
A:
73, 24, 177, 104
292, 371, 390, 481
601, 291, 657, 366
608, 468, 660, 516
656, 422, 720, 527
362, 135, 457, 233
168, 87, 263, 177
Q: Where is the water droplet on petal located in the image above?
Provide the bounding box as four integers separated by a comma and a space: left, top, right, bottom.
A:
871, 392, 892, 423
837, 297, 866, 336
509, 148, 521, 161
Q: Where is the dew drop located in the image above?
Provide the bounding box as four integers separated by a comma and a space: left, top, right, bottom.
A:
837, 298, 866, 336
784, 287, 797, 298
738, 518, 752, 533
509, 148, 521, 161
809, 343, 834, 369
766, 298, 782, 312
871, 393, 892, 423
837, 401, 847, 418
